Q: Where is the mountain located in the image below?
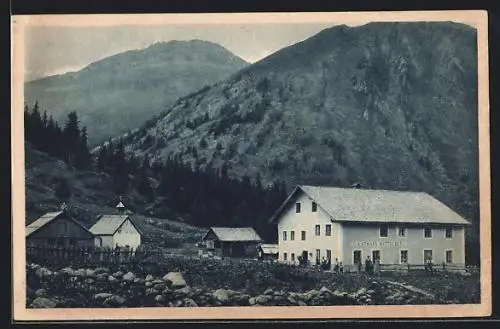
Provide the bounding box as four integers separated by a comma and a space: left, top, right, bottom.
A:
115, 22, 479, 261
24, 40, 249, 145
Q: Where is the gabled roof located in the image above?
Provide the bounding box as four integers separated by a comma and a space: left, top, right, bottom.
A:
26, 211, 92, 237
259, 243, 279, 254
89, 215, 143, 236
269, 185, 471, 226
115, 201, 126, 209
203, 227, 263, 242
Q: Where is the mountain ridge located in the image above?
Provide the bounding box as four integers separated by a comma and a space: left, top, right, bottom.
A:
24, 40, 250, 145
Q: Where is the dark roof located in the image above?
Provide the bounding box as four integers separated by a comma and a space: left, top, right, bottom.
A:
89, 215, 143, 236
269, 185, 470, 226
203, 227, 263, 242
26, 211, 92, 237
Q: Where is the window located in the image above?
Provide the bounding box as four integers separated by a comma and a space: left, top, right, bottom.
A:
379, 225, 388, 237
398, 226, 407, 237
424, 249, 433, 262
316, 249, 321, 265
315, 225, 320, 236
284, 252, 288, 261
291, 253, 295, 262
290, 231, 295, 241
325, 224, 332, 236
295, 203, 301, 213
283, 231, 287, 241
400, 250, 408, 264
424, 227, 432, 238
301, 231, 306, 241
445, 228, 453, 239
446, 250, 453, 264
312, 202, 317, 212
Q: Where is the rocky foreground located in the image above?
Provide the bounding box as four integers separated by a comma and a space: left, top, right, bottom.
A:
26, 263, 451, 308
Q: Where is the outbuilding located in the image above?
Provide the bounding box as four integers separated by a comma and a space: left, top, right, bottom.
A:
26, 210, 95, 247
257, 243, 279, 261
269, 185, 471, 271
201, 227, 263, 258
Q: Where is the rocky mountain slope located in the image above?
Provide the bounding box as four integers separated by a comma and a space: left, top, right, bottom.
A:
118, 22, 479, 255
24, 40, 249, 145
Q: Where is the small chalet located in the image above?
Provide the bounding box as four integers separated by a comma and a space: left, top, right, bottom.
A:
26, 209, 94, 247
257, 243, 279, 261
201, 227, 263, 258
90, 214, 143, 249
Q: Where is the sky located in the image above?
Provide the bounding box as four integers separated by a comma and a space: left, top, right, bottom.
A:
24, 23, 341, 81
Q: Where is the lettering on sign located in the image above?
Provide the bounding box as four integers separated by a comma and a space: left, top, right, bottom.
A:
350, 240, 408, 248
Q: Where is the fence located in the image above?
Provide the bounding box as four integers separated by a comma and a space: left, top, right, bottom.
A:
26, 245, 161, 266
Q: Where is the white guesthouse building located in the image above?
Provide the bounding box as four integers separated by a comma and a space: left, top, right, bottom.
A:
269, 185, 471, 271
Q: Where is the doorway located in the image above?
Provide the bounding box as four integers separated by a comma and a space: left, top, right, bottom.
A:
302, 250, 308, 265
372, 250, 381, 262
353, 250, 362, 265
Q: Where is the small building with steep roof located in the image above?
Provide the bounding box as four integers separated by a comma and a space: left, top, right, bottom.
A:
26, 210, 95, 247
201, 227, 263, 258
90, 214, 142, 249
269, 185, 471, 271
257, 243, 279, 261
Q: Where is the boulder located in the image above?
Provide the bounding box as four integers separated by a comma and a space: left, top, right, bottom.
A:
162, 272, 186, 289
96, 274, 108, 282
255, 295, 271, 305
145, 281, 153, 288
154, 283, 167, 291
175, 286, 194, 298
113, 271, 124, 278
60, 267, 74, 276
34, 289, 48, 298
35, 267, 53, 278
145, 274, 154, 282
263, 288, 274, 295
182, 298, 198, 307
31, 297, 57, 308
297, 300, 307, 306
85, 269, 96, 278
319, 287, 333, 296
94, 267, 109, 275
73, 269, 86, 277
123, 272, 136, 282
249, 297, 257, 305
108, 275, 118, 282
134, 278, 145, 284
94, 293, 114, 301
213, 288, 229, 303
85, 278, 95, 284
146, 288, 159, 296
103, 295, 126, 307
155, 295, 166, 303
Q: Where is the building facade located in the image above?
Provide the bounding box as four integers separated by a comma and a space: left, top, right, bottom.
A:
270, 185, 470, 271
90, 215, 142, 249
26, 211, 95, 247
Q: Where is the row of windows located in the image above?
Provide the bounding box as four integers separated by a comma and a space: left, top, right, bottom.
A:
282, 224, 332, 241
378, 225, 453, 239
282, 249, 455, 264
295, 201, 317, 213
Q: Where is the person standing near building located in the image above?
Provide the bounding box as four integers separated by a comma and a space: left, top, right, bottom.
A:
334, 258, 340, 275
365, 255, 373, 275
374, 257, 381, 275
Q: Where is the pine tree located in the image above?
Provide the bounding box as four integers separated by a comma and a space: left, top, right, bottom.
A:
62, 111, 81, 167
